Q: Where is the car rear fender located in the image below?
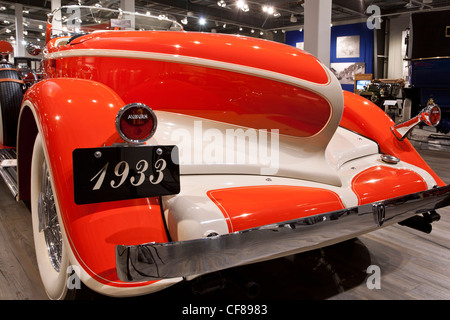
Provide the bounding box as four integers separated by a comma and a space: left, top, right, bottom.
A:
17, 78, 172, 289
340, 91, 445, 187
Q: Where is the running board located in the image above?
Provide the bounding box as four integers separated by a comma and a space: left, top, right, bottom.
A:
0, 149, 18, 200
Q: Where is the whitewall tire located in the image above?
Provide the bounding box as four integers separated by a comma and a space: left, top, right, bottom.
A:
30, 133, 72, 300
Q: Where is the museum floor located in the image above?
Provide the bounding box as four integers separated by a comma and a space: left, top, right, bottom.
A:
1, 146, 449, 300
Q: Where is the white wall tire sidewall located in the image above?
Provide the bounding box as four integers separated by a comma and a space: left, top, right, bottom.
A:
31, 133, 70, 300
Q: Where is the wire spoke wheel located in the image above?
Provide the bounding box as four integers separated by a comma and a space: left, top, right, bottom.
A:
38, 161, 62, 273
31, 133, 71, 299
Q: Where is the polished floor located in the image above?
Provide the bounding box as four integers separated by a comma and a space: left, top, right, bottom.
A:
0, 149, 449, 300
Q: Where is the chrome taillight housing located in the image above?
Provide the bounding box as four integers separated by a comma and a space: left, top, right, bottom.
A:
115, 103, 157, 144
391, 101, 441, 140
423, 104, 441, 127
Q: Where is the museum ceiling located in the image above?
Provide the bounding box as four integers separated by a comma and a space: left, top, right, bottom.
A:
1, 0, 450, 44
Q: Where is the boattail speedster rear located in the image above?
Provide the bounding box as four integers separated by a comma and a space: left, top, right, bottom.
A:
0, 5, 448, 298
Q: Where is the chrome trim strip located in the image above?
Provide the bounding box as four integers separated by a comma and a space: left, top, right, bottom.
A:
116, 184, 450, 282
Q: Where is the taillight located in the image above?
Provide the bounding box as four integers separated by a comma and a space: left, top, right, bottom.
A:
115, 103, 157, 144
391, 102, 441, 140
427, 104, 441, 127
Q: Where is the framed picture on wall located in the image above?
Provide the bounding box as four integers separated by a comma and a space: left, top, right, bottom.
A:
330, 62, 365, 85
354, 73, 373, 93
336, 35, 360, 58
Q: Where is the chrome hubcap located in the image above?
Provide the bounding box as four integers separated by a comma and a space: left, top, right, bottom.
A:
38, 161, 62, 272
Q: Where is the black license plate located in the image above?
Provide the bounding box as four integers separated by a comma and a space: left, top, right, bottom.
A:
73, 145, 180, 205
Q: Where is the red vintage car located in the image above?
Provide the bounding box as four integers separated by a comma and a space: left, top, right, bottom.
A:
0, 5, 449, 299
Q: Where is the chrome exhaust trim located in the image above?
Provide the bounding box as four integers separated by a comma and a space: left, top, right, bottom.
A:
116, 184, 450, 282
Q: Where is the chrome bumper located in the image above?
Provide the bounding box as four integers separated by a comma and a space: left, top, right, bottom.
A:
116, 184, 450, 282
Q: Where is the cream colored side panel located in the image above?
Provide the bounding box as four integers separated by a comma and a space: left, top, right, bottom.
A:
149, 111, 347, 186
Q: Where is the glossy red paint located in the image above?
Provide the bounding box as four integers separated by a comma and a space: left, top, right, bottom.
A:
43, 32, 334, 138
207, 186, 345, 232
61, 31, 330, 85
22, 78, 167, 287
340, 91, 445, 187
53, 56, 332, 137
351, 166, 428, 205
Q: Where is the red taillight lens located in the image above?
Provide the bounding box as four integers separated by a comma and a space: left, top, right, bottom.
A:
115, 103, 157, 144
428, 105, 441, 126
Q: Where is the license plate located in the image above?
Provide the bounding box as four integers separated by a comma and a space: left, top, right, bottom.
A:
73, 145, 180, 205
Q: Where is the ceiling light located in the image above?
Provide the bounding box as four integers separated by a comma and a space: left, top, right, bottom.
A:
217, 0, 226, 7
199, 17, 207, 25
237, 0, 249, 12
405, 1, 414, 8
262, 5, 274, 15
181, 17, 188, 25
290, 14, 297, 23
